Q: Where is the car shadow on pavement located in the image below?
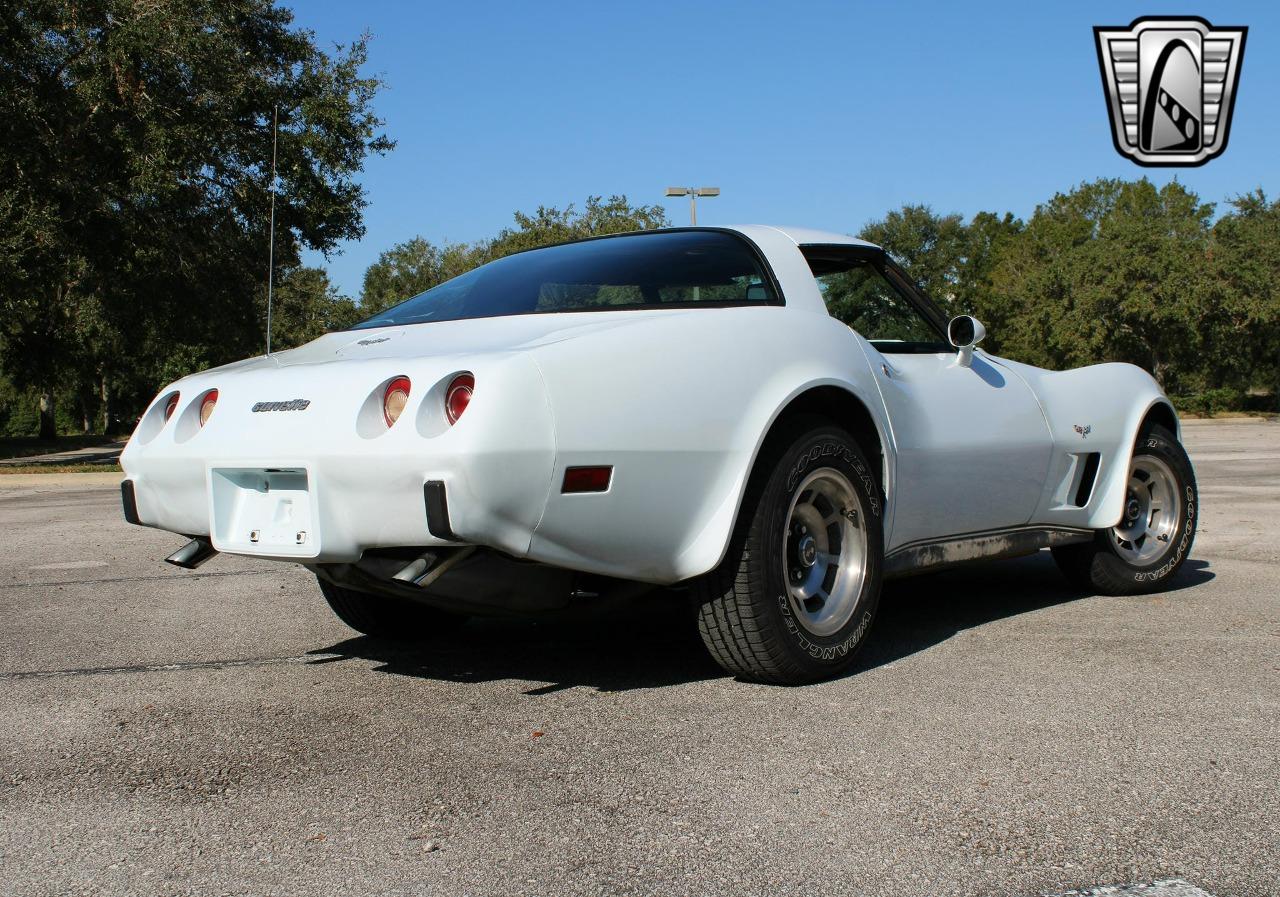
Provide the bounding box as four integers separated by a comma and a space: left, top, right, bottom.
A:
308, 589, 723, 693
308, 552, 1214, 692
855, 553, 1214, 675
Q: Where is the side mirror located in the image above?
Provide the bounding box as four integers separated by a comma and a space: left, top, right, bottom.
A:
947, 315, 987, 368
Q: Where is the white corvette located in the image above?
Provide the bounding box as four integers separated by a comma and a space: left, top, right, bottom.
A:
121, 226, 1198, 684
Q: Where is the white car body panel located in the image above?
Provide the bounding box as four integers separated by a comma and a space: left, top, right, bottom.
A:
862, 346, 1054, 550
121, 224, 1180, 588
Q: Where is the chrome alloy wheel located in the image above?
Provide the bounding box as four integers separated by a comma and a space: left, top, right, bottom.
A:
1112, 454, 1182, 564
781, 467, 870, 637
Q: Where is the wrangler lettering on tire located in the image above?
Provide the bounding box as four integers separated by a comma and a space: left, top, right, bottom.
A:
693, 422, 884, 685
1052, 423, 1197, 596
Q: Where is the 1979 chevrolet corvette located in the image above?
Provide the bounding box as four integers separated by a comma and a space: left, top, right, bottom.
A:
121, 226, 1197, 684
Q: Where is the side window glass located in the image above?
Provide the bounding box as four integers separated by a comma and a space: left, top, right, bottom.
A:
813, 262, 942, 348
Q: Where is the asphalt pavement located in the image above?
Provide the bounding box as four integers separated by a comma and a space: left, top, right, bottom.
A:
0, 421, 1276, 896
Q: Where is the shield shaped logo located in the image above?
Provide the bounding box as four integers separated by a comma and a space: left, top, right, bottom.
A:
1094, 17, 1247, 166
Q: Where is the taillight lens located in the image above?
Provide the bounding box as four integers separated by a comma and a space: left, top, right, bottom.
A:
445, 373, 474, 425
164, 393, 180, 422
383, 376, 411, 427
198, 390, 218, 427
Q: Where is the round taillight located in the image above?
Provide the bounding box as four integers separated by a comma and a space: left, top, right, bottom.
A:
445, 373, 474, 425
383, 376, 411, 427
164, 392, 180, 422
198, 390, 218, 427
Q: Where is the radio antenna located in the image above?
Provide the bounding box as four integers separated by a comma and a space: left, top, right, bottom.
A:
265, 103, 279, 356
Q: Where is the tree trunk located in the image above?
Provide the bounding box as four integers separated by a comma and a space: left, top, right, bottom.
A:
80, 397, 91, 434
99, 371, 111, 434
38, 390, 56, 440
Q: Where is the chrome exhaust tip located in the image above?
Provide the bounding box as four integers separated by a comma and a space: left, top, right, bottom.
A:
165, 538, 218, 570
392, 547, 476, 588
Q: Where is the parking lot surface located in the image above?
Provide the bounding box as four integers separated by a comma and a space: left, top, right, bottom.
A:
0, 421, 1276, 896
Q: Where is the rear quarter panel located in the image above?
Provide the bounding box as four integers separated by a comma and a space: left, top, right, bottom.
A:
527, 306, 887, 582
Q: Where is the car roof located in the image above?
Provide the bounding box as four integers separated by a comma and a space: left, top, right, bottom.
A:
725, 225, 880, 250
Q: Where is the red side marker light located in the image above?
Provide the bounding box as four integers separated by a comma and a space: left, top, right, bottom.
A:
562, 466, 612, 494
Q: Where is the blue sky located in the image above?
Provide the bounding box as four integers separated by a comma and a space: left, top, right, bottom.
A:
293, 1, 1279, 299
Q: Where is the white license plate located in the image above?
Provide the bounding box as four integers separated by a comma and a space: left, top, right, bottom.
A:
209, 467, 319, 557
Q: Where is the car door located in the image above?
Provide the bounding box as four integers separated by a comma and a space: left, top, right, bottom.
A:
802, 245, 1053, 552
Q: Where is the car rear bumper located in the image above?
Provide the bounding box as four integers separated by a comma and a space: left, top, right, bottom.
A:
120, 354, 557, 563
123, 446, 552, 564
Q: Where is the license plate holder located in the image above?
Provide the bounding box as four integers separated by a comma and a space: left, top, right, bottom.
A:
209, 466, 319, 557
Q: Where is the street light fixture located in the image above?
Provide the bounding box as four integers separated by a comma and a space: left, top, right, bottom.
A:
665, 186, 720, 225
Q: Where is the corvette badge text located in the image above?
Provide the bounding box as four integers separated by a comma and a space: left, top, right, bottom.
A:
1094, 16, 1247, 166
251, 399, 311, 412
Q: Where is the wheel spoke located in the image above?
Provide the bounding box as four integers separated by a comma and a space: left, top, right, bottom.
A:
780, 466, 871, 638
1112, 452, 1187, 565
825, 508, 861, 529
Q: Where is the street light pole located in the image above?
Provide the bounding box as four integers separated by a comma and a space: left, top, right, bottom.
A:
665, 186, 720, 225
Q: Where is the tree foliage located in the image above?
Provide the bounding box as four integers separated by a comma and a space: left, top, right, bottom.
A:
1207, 190, 1280, 400
0, 0, 391, 434
360, 238, 479, 316
855, 179, 1278, 407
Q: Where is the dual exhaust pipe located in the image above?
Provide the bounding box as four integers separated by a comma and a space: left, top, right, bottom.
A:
163, 538, 474, 588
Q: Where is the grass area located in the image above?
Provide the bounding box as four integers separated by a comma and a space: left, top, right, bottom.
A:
1179, 411, 1279, 421
0, 463, 122, 475
0, 435, 123, 461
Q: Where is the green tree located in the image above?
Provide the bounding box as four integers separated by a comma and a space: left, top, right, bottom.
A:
484, 194, 669, 260
360, 238, 480, 315
859, 205, 970, 315
955, 211, 1024, 340
845, 205, 1022, 344
0, 0, 392, 436
988, 178, 1212, 390
267, 266, 359, 350
1208, 190, 1280, 400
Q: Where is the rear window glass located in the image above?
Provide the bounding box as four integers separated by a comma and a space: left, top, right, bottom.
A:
353, 230, 776, 329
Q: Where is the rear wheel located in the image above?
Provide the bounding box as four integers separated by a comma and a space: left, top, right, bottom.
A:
693, 422, 884, 685
1052, 423, 1197, 595
317, 577, 466, 639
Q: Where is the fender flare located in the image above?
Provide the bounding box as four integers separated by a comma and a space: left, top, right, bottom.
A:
672, 378, 892, 580
1089, 395, 1182, 529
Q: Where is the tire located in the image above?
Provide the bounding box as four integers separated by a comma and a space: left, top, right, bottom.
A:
693, 421, 885, 685
317, 577, 466, 639
1052, 423, 1197, 596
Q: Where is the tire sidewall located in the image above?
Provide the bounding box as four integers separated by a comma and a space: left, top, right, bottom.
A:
757, 427, 885, 674
1098, 428, 1197, 587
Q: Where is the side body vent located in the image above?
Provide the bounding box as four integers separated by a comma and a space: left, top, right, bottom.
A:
1073, 452, 1102, 508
